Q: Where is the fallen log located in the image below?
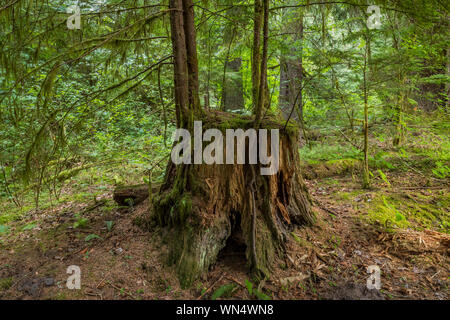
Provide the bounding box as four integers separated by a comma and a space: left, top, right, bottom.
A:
113, 184, 159, 206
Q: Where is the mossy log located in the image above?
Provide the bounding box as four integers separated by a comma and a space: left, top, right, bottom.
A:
151, 112, 315, 288
113, 184, 150, 206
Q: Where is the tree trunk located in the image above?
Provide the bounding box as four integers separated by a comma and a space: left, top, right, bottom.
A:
152, 112, 315, 288
252, 0, 263, 109
279, 59, 303, 121
170, 0, 191, 128
254, 0, 269, 126
279, 10, 304, 122
221, 58, 245, 111
182, 0, 201, 115
362, 35, 371, 188
393, 75, 406, 147
447, 47, 450, 110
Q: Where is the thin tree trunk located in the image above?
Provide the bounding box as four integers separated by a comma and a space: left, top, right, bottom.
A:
221, 58, 245, 111
393, 74, 406, 146
297, 13, 304, 126
447, 47, 450, 110
254, 0, 269, 126
362, 35, 371, 188
279, 9, 304, 125
252, 0, 263, 109
182, 0, 201, 115
169, 0, 190, 128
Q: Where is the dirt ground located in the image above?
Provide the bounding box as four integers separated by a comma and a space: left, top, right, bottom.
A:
0, 172, 448, 300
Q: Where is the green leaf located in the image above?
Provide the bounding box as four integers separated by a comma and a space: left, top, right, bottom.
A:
22, 223, 36, 231
0, 225, 9, 234
377, 169, 391, 187
245, 279, 253, 295
254, 289, 271, 300
85, 234, 102, 242
211, 283, 236, 300
73, 217, 88, 229
106, 221, 114, 232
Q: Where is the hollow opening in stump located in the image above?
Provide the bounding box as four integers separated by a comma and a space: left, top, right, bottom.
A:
218, 210, 247, 265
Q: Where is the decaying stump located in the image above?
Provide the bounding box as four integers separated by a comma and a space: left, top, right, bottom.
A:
151, 112, 315, 288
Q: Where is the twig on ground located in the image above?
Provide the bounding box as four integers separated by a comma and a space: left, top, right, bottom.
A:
197, 274, 224, 300
314, 199, 339, 216
225, 275, 245, 288
84, 289, 103, 300
107, 280, 136, 300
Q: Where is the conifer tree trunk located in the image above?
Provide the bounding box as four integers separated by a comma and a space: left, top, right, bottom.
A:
279, 9, 304, 123
252, 0, 263, 108
221, 58, 245, 111
362, 35, 371, 188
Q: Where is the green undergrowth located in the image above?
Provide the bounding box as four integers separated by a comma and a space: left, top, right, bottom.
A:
300, 114, 449, 179
0, 159, 166, 239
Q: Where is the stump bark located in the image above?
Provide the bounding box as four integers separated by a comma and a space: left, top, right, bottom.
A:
151, 112, 315, 288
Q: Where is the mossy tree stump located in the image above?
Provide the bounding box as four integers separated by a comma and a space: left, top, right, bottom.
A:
157, 0, 314, 288
151, 112, 315, 288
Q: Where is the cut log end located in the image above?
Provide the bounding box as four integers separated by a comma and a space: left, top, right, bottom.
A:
113, 184, 151, 207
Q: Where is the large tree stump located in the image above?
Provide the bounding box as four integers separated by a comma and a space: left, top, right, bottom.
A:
151, 112, 315, 288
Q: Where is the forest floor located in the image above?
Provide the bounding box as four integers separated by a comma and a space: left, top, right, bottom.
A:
0, 169, 448, 300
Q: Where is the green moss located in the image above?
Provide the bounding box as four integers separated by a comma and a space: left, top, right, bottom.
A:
398, 193, 449, 233
365, 192, 450, 233
0, 277, 13, 291
176, 194, 192, 224
56, 167, 86, 182
337, 192, 352, 200
284, 122, 300, 137
302, 158, 361, 178
366, 195, 410, 230
252, 221, 275, 279
325, 159, 361, 175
